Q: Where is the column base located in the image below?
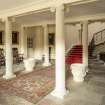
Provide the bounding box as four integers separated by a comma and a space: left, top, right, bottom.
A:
3, 74, 16, 80
86, 67, 89, 73
73, 77, 84, 82
21, 69, 34, 74
51, 89, 69, 99
43, 62, 51, 66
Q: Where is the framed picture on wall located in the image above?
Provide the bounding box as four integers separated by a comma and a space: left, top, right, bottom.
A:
0, 31, 3, 45
48, 33, 55, 46
12, 31, 19, 44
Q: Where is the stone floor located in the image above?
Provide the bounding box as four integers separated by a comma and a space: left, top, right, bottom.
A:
37, 59, 105, 105
0, 63, 35, 105
0, 61, 55, 105
0, 63, 24, 76
0, 59, 105, 105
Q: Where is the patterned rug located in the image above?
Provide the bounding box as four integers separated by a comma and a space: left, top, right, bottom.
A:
0, 66, 55, 104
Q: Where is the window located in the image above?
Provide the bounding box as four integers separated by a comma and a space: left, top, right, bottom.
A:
27, 37, 33, 48
12, 31, 19, 44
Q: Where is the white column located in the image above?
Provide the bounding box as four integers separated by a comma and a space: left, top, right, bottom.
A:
20, 26, 25, 54
34, 26, 43, 60
43, 24, 51, 66
20, 27, 27, 58
82, 21, 88, 68
51, 4, 68, 99
3, 17, 16, 79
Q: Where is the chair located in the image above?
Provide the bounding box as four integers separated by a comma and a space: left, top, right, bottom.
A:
0, 48, 5, 66
12, 48, 24, 64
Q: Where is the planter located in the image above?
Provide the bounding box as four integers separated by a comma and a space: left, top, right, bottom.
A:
71, 63, 86, 82
24, 58, 36, 72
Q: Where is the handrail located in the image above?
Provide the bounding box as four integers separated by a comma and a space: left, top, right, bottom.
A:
88, 28, 105, 57
94, 29, 105, 37
93, 29, 105, 45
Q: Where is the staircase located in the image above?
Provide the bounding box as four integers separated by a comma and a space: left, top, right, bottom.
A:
90, 29, 105, 62
92, 29, 105, 57
65, 45, 83, 65
65, 44, 94, 65
88, 37, 95, 58
65, 28, 105, 65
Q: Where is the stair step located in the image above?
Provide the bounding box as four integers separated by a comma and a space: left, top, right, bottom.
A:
66, 55, 82, 57
69, 54, 82, 56
65, 44, 83, 65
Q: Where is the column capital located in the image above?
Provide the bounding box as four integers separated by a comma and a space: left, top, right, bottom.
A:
42, 24, 48, 29
11, 17, 15, 23
81, 20, 89, 25
0, 16, 8, 23
56, 4, 64, 11
50, 4, 64, 12
1, 16, 14, 23
21, 25, 25, 29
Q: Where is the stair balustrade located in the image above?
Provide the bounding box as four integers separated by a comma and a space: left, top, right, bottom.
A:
94, 29, 105, 45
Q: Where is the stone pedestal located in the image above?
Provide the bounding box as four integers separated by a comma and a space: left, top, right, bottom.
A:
24, 58, 36, 73
71, 63, 86, 82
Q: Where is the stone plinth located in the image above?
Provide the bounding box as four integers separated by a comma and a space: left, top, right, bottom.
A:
71, 63, 86, 82
24, 58, 36, 72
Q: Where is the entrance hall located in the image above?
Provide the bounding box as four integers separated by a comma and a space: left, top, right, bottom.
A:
0, 0, 105, 105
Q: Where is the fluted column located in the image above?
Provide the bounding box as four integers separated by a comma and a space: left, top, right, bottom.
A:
82, 21, 88, 68
3, 17, 16, 79
43, 24, 51, 66
51, 4, 68, 99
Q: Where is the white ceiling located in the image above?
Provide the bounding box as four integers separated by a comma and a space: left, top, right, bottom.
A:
67, 0, 105, 17
15, 10, 55, 24
12, 0, 105, 24
0, 0, 45, 11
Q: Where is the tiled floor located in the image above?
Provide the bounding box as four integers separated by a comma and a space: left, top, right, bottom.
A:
0, 59, 105, 105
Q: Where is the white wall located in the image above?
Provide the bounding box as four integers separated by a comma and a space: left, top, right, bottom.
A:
0, 22, 21, 50
65, 24, 80, 51
24, 26, 44, 59
47, 24, 80, 58
34, 26, 43, 60
48, 25, 55, 59
26, 27, 34, 58
46, 22, 105, 55
1, 21, 105, 59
